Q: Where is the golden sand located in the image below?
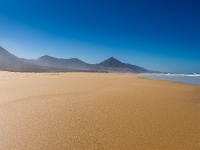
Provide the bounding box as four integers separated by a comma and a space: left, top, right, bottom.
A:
0, 71, 200, 149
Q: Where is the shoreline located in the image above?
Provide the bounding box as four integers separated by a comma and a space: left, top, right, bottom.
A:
1, 70, 199, 86
142, 74, 200, 87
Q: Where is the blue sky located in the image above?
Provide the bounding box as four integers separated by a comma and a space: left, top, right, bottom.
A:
0, 0, 199, 73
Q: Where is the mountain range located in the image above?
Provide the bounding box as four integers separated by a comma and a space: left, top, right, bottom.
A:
0, 46, 157, 73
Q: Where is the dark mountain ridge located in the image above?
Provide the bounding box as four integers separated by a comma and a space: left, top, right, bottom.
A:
0, 46, 156, 73
97, 57, 149, 73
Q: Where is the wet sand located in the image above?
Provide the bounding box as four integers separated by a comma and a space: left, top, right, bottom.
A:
0, 71, 200, 149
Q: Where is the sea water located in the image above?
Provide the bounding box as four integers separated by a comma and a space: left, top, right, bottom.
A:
145, 74, 200, 86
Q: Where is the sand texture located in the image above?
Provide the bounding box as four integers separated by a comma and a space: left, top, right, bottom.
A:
0, 71, 200, 150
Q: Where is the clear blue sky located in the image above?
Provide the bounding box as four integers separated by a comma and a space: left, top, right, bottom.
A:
0, 0, 199, 73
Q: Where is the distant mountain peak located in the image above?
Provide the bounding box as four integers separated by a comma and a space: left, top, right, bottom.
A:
98, 57, 124, 67
109, 56, 115, 59
107, 57, 122, 62
38, 55, 55, 59
43, 55, 51, 57
107, 57, 119, 61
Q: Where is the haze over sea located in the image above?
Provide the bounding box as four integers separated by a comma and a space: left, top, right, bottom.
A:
146, 74, 200, 86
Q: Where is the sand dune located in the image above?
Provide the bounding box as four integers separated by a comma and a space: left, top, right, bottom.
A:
0, 71, 200, 149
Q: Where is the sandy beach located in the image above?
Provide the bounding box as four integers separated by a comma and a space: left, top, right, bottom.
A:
0, 71, 200, 150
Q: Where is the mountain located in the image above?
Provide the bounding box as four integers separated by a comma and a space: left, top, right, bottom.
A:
30, 56, 150, 73
97, 57, 149, 73
29, 55, 96, 71
0, 46, 155, 73
0, 46, 64, 72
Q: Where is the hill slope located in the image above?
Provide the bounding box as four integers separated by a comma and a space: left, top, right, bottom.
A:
0, 46, 63, 72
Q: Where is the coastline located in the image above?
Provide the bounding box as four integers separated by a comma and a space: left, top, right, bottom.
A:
142, 74, 200, 86
0, 72, 200, 149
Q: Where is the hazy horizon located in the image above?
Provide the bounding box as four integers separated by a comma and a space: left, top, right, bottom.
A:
0, 0, 200, 73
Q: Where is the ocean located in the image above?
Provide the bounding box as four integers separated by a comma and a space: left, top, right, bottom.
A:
144, 74, 200, 86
